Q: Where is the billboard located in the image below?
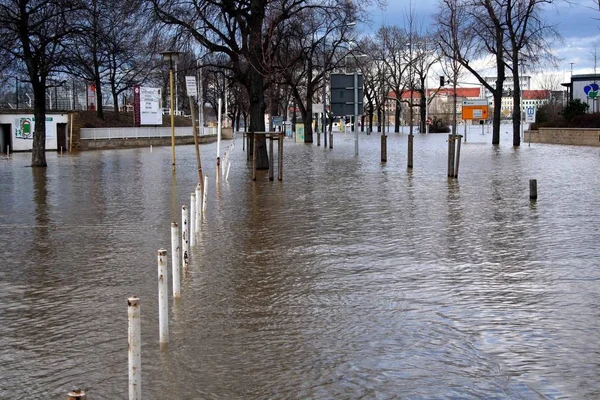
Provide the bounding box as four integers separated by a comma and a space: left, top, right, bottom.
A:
140, 87, 162, 125
330, 73, 364, 116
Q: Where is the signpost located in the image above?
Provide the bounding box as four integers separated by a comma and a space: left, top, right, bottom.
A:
461, 100, 489, 142
185, 76, 202, 184
331, 73, 363, 155
525, 106, 536, 123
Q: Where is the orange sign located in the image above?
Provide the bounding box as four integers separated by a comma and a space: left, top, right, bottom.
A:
462, 100, 489, 120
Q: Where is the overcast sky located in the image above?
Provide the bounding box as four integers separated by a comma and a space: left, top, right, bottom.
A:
365, 0, 600, 88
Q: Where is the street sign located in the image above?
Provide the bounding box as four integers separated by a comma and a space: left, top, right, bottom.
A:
330, 73, 363, 116
525, 106, 536, 123
462, 100, 489, 120
185, 76, 197, 97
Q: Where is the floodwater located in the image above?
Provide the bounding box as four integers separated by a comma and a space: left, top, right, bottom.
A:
0, 127, 599, 399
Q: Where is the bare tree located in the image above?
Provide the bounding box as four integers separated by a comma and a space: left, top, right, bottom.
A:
0, 0, 84, 166
504, 0, 559, 146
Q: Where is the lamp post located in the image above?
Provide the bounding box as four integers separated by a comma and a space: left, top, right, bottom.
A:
161, 51, 180, 169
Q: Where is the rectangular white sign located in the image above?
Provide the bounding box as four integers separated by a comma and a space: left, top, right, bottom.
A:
525, 106, 536, 123
185, 76, 197, 96
312, 103, 324, 113
140, 87, 162, 125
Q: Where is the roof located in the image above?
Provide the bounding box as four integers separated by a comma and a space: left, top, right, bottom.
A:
522, 90, 550, 100
389, 87, 481, 100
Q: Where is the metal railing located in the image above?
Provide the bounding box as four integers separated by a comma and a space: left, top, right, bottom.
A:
81, 126, 217, 140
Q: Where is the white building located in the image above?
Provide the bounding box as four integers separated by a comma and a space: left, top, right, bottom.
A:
0, 112, 70, 153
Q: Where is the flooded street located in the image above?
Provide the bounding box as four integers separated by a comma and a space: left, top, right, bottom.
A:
0, 129, 599, 399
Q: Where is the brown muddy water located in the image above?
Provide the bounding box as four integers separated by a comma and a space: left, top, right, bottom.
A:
0, 128, 599, 399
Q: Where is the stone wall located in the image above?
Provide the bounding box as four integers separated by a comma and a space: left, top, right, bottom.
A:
524, 128, 600, 147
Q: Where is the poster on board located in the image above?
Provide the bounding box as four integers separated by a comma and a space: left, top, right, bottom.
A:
140, 87, 162, 125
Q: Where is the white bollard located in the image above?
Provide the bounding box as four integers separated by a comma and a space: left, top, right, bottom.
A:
150, 145, 153, 153
181, 205, 189, 269
171, 223, 181, 297
190, 193, 196, 247
128, 297, 141, 400
203, 175, 208, 211
195, 183, 202, 233
157, 249, 169, 344
226, 161, 231, 182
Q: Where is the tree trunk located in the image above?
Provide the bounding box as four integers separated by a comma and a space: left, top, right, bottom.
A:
419, 90, 426, 133
512, 55, 521, 146
304, 94, 313, 143
31, 82, 47, 167
95, 75, 104, 120
394, 104, 400, 132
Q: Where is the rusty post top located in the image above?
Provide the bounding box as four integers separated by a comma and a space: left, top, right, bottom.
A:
158, 249, 167, 256
67, 388, 86, 399
128, 297, 140, 306
171, 222, 178, 227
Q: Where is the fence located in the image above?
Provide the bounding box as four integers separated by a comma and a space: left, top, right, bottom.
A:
80, 126, 217, 140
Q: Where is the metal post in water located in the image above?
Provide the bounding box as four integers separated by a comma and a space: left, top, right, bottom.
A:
190, 193, 196, 247
181, 205, 189, 269
381, 134, 387, 162
195, 184, 202, 233
252, 134, 257, 181
157, 249, 169, 344
128, 297, 141, 400
278, 134, 283, 181
454, 135, 462, 179
268, 135, 274, 181
67, 389, 87, 400
329, 133, 333, 149
529, 179, 538, 200
203, 175, 208, 211
447, 134, 453, 178
171, 223, 181, 297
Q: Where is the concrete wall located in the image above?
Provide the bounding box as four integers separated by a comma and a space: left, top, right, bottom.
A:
524, 128, 600, 147
80, 134, 218, 150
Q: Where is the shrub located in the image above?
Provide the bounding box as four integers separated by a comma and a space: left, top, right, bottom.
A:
561, 99, 589, 122
429, 116, 450, 133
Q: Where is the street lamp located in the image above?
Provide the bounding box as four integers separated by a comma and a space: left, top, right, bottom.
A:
161, 50, 180, 168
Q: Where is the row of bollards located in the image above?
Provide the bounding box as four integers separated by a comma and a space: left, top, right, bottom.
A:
78, 136, 241, 399
124, 166, 213, 400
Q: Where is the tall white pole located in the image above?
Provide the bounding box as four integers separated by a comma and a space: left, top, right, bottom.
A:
128, 297, 141, 400
425, 73, 429, 135
217, 98, 222, 164
171, 223, 181, 297
199, 65, 204, 136
195, 183, 202, 234
181, 205, 189, 269
354, 71, 359, 156
157, 249, 168, 344
190, 193, 196, 247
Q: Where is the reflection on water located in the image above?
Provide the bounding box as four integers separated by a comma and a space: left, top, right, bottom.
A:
0, 130, 599, 399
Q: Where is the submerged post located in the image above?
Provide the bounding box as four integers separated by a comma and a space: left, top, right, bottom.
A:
190, 193, 196, 247
67, 389, 87, 400
454, 135, 462, 178
269, 135, 274, 181
529, 179, 538, 200
157, 249, 168, 344
329, 132, 333, 149
181, 205, 189, 269
195, 184, 202, 233
203, 175, 208, 211
252, 134, 257, 181
381, 134, 387, 162
171, 223, 181, 297
278, 134, 283, 181
128, 296, 141, 400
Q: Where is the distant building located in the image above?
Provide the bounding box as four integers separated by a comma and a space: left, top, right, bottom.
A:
484, 76, 531, 98
566, 74, 600, 113
497, 90, 550, 118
